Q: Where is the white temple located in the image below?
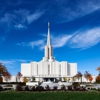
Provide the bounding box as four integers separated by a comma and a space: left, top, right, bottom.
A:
21, 22, 77, 82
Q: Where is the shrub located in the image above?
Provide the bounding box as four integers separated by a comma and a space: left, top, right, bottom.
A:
73, 82, 80, 87
52, 86, 58, 91
73, 82, 80, 90
97, 88, 100, 91
31, 76, 35, 82
60, 85, 66, 91
0, 85, 3, 91
45, 85, 50, 91
91, 88, 96, 90
63, 77, 67, 82
25, 86, 29, 91
16, 85, 22, 91
74, 86, 81, 91
0, 77, 3, 82
21, 86, 26, 91
80, 86, 87, 91
35, 86, 44, 92
68, 86, 73, 91
18, 82, 26, 86
23, 77, 28, 83
31, 86, 36, 91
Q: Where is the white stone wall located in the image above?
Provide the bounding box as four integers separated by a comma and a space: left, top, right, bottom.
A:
74, 76, 96, 83
2, 76, 17, 82
21, 63, 31, 77
42, 61, 48, 76
31, 62, 37, 76
53, 61, 59, 76
69, 63, 77, 76
21, 61, 77, 77
51, 61, 55, 75
38, 61, 43, 76
61, 61, 67, 76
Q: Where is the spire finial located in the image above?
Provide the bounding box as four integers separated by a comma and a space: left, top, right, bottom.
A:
48, 22, 50, 28
47, 22, 51, 46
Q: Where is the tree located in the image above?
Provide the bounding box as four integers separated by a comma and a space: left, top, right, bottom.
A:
96, 74, 100, 82
68, 78, 70, 82
63, 77, 67, 82
84, 71, 91, 82
23, 77, 28, 82
3, 71, 11, 82
89, 75, 93, 82
0, 63, 7, 82
74, 71, 82, 82
72, 76, 77, 82
96, 66, 100, 74
0, 63, 7, 76
17, 72, 22, 82
32, 76, 35, 82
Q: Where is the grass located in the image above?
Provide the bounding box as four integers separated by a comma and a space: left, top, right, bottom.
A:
0, 91, 100, 100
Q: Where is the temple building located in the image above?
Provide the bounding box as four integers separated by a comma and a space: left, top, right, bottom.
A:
21, 22, 77, 82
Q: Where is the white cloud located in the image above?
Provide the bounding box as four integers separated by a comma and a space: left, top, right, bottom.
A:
0, 60, 16, 69
14, 59, 30, 63
29, 40, 45, 50
57, 0, 100, 23
17, 34, 73, 50
0, 13, 16, 25
15, 59, 29, 63
14, 9, 29, 21
0, 60, 15, 65
16, 42, 26, 46
37, 34, 72, 49
79, 1, 100, 13
0, 9, 44, 29
52, 35, 72, 48
0, 59, 30, 69
17, 26, 100, 50
17, 40, 45, 50
70, 27, 100, 49
40, 33, 47, 37
0, 12, 27, 30
27, 12, 44, 24
14, 24, 27, 29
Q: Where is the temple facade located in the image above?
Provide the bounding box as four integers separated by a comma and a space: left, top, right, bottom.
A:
21, 22, 77, 82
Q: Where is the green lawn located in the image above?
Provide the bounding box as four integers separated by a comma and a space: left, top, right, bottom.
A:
0, 91, 100, 100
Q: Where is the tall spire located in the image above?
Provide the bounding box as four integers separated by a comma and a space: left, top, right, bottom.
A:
47, 22, 51, 46
43, 22, 55, 61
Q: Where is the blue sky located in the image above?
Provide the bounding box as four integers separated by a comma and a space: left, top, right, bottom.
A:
0, 0, 100, 76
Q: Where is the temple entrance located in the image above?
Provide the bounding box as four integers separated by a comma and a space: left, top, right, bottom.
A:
43, 78, 54, 82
